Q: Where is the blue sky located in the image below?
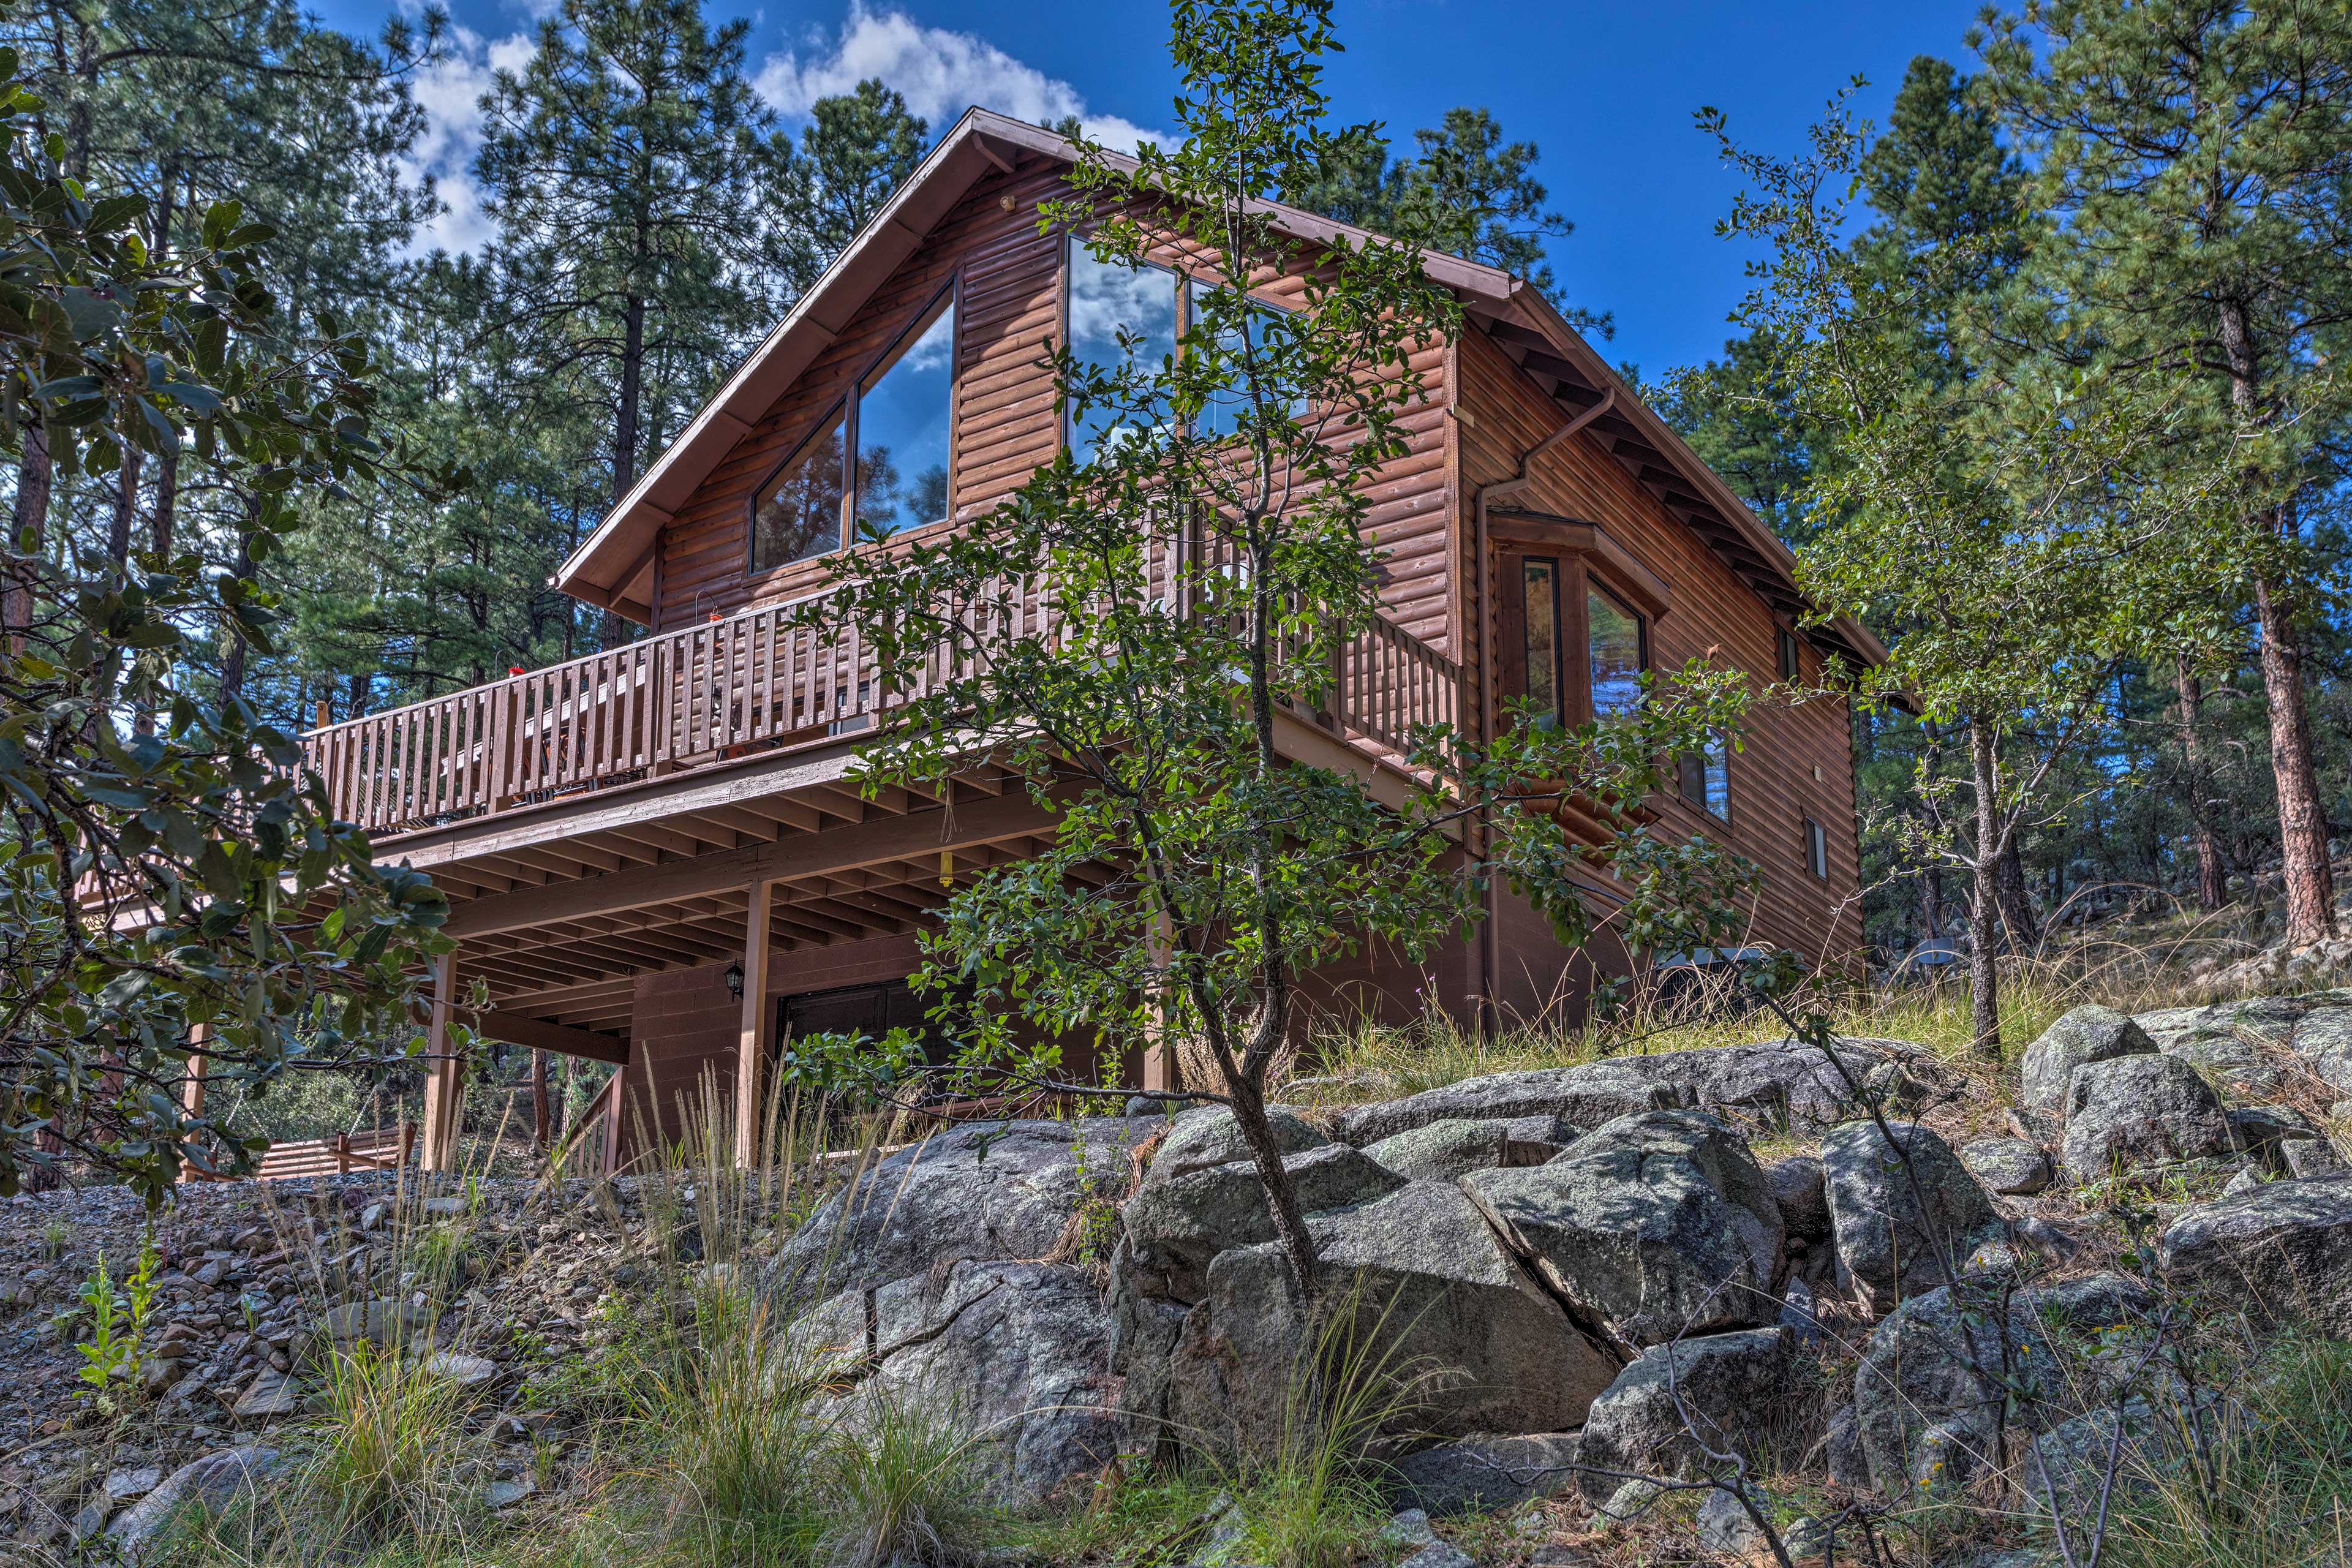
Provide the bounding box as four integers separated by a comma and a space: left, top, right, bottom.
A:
315, 0, 1988, 379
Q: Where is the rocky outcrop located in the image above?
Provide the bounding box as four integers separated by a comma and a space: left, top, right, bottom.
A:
1845, 1273, 2153, 1496
2158, 1173, 2352, 1335
1362, 1118, 1559, 1181
1387, 1433, 1582, 1517
1464, 1110, 1785, 1351
1571, 1328, 1789, 1504
1820, 1120, 2001, 1314
775, 1118, 1155, 1298
1125, 1141, 1403, 1297
1331, 1040, 1898, 1147
2060, 1054, 2236, 1185
107, 1447, 281, 1551
2021, 1005, 2154, 1112
1960, 1137, 2053, 1196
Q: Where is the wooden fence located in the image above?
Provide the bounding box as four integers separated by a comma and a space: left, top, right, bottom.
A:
186, 1123, 417, 1184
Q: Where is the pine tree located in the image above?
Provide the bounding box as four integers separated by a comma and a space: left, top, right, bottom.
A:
787, 78, 928, 273
473, 0, 796, 647
1978, 0, 2352, 945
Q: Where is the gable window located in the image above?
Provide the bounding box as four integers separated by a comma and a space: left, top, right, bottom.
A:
1777, 625, 1802, 682
1066, 243, 1178, 461
1803, 816, 1829, 880
854, 292, 956, 537
1678, 734, 1730, 820
750, 409, 846, 573
1587, 584, 1647, 715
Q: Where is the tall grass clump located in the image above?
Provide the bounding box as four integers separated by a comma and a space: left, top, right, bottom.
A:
300, 1335, 488, 1551
821, 1385, 997, 1568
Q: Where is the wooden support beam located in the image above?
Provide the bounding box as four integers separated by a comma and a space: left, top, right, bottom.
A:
473, 1008, 629, 1066
735, 880, 775, 1167
420, 949, 464, 1171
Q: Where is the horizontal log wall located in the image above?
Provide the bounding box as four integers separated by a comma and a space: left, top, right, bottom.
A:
1456, 329, 1862, 970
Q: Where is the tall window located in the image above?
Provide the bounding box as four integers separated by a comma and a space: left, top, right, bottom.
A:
855, 293, 955, 537
1520, 558, 1562, 723
1587, 584, 1647, 715
1679, 734, 1729, 820
1067, 244, 1178, 461
1804, 816, 1829, 880
1777, 625, 1802, 682
750, 410, 846, 573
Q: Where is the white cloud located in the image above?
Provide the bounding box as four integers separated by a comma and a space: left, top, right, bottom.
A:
755, 3, 1170, 154
399, 27, 534, 256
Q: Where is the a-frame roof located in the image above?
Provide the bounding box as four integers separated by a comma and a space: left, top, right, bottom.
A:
552, 107, 1884, 669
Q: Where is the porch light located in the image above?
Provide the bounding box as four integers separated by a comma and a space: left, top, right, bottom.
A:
725, 960, 745, 1000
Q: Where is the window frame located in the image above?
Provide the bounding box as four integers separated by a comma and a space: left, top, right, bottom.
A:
1803, 815, 1829, 880
1582, 578, 1649, 720
746, 273, 962, 581
1678, 731, 1731, 823
1777, 625, 1803, 683
1062, 232, 1183, 459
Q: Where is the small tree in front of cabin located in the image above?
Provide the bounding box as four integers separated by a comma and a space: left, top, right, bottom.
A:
803, 0, 1759, 1290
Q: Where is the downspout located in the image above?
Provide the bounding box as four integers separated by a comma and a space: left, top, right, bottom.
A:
1467, 385, 1616, 1031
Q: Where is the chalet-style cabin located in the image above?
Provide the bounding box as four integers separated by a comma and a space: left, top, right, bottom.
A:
301, 110, 1883, 1172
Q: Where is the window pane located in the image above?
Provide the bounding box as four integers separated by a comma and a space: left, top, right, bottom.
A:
1705, 741, 1730, 818
752, 410, 845, 573
1806, 818, 1828, 879
855, 298, 955, 537
1588, 585, 1645, 715
1521, 559, 1558, 722
1189, 279, 1297, 441
1068, 246, 1177, 461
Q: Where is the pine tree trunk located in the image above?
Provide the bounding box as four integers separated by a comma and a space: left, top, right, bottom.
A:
2174, 653, 2227, 911
605, 293, 647, 654
1968, 714, 2003, 1059
108, 435, 139, 568
6, 415, 50, 647
2217, 296, 2334, 943
531, 1049, 551, 1150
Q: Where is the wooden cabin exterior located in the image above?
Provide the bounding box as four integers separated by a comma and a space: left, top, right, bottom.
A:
301, 110, 1882, 1172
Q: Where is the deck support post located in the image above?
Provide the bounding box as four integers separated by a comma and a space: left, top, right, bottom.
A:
734, 879, 775, 1168
1142, 912, 1179, 1095
421, 949, 464, 1172
176, 1023, 209, 1183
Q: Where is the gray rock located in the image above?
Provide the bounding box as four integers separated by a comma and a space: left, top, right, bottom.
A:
1398, 1545, 1474, 1568
2282, 1138, 2348, 1178
1820, 1120, 2002, 1314
108, 1448, 280, 1550
1961, 1137, 2053, 1196
420, 1352, 499, 1387
1599, 1478, 1664, 1520
1333, 1061, 1683, 1145
1123, 1142, 1404, 1297
856, 1260, 1123, 1507
1388, 1432, 1581, 1517
1363, 1119, 1517, 1182
104, 1468, 162, 1502
2158, 1172, 2352, 1334
2022, 1006, 2155, 1111
2222, 1165, 2265, 1199
232, 1370, 301, 1420
1695, 1487, 1773, 1562
1149, 1106, 1325, 1180
775, 1118, 1152, 1298
2228, 1105, 2316, 1164
1849, 1273, 2152, 1495
314, 1296, 438, 1351
486, 1477, 536, 1508
1572, 1328, 1787, 1504
1378, 1509, 1439, 1549
2019, 1398, 2201, 1523
2062, 1054, 2236, 1186
1766, 1156, 1830, 1245
1160, 1243, 1310, 1463
419, 1196, 467, 1217
1465, 1110, 1785, 1349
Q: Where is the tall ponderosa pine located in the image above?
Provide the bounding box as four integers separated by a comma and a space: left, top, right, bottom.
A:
787, 78, 928, 270
1978, 0, 2352, 946
473, 0, 795, 647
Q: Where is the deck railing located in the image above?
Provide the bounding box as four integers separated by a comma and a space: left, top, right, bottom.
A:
303, 552, 1462, 839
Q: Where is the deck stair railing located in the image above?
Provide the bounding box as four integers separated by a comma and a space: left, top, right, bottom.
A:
303, 529, 1461, 838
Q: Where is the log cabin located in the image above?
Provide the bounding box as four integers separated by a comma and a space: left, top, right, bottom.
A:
299, 110, 1885, 1172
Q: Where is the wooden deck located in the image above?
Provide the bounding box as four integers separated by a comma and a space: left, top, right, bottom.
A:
303, 552, 1463, 842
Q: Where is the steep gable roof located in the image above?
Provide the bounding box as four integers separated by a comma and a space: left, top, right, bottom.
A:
553, 107, 1883, 669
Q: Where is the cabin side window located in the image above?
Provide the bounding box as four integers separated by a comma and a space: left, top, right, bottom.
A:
750, 409, 847, 574
1586, 582, 1648, 716
1678, 734, 1730, 820
1066, 243, 1180, 461
1804, 815, 1830, 880
854, 291, 956, 537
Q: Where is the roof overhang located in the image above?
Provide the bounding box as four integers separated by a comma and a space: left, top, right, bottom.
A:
553, 107, 1885, 672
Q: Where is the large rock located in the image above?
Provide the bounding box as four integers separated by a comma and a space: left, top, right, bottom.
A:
1961, 1137, 2052, 1196
848, 1261, 1123, 1507
1464, 1110, 1785, 1350
1157, 1182, 1619, 1458
1847, 1273, 2152, 1496
1149, 1104, 1327, 1180
1388, 1433, 1581, 1517
2022, 1005, 2155, 1112
1364, 1118, 1529, 1182
1572, 1328, 1788, 1504
108, 1448, 281, 1551
1124, 1142, 1403, 1299
2060, 1054, 2236, 1186
2158, 1172, 2352, 1335
1820, 1120, 2002, 1314
775, 1118, 1153, 1297
1766, 1156, 1830, 1246
1333, 1042, 1896, 1147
